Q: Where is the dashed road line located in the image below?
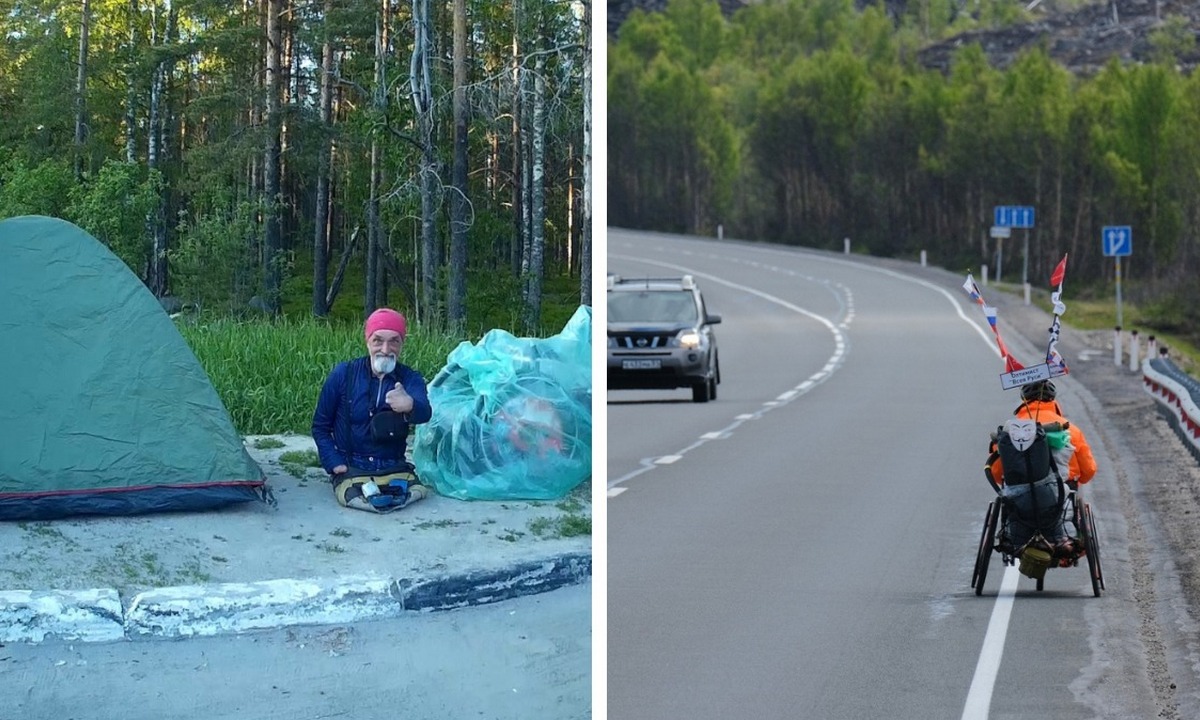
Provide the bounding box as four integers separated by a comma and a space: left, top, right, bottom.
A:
607, 254, 849, 494
612, 236, 1016, 719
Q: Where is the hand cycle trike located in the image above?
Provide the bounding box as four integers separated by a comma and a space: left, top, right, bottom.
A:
971, 465, 1104, 597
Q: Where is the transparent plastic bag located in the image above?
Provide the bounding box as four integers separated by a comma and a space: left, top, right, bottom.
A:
412, 306, 592, 500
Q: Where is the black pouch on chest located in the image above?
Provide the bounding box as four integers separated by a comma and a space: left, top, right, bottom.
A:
369, 410, 406, 443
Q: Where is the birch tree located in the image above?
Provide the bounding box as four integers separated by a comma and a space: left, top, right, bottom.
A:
74, 0, 91, 180
523, 23, 546, 332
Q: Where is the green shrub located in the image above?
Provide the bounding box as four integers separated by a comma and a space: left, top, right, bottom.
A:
66, 160, 162, 274
170, 201, 262, 311
0, 157, 75, 219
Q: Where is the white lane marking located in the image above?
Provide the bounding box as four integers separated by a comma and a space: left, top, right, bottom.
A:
612, 236, 1017, 717
777, 390, 797, 401
961, 566, 1020, 719
607, 487, 628, 498
726, 242, 1019, 720
607, 254, 848, 490
700, 432, 724, 439
612, 238, 992, 351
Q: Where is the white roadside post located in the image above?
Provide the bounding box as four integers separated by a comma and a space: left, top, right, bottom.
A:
1114, 327, 1122, 366
1129, 330, 1139, 372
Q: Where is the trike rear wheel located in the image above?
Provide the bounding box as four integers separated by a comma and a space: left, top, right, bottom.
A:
973, 501, 1000, 596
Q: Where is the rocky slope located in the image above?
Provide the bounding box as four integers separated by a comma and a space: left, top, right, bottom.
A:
918, 0, 1200, 74
607, 0, 1200, 74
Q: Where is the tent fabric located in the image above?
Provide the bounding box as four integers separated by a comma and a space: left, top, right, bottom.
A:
0, 215, 266, 520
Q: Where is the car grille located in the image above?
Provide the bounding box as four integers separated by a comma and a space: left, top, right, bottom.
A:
610, 332, 674, 349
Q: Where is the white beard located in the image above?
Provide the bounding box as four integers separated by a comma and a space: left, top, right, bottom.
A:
371, 354, 397, 374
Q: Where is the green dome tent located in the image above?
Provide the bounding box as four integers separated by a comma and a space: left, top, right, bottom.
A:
0, 216, 267, 520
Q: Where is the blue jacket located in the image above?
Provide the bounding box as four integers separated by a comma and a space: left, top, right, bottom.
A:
311, 357, 432, 475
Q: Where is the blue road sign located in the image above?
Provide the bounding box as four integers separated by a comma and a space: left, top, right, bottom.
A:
1102, 226, 1132, 257
1013, 206, 1034, 228
993, 205, 1035, 228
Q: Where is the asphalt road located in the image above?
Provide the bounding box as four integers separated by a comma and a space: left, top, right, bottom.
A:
0, 582, 590, 720
606, 229, 1164, 720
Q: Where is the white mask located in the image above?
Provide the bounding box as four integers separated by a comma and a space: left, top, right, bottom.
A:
371, 354, 397, 374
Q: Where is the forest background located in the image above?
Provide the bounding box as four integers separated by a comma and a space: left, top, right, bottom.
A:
608, 0, 1200, 356
0, 0, 593, 435
0, 0, 593, 336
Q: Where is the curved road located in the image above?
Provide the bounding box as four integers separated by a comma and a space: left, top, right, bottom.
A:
607, 229, 1162, 720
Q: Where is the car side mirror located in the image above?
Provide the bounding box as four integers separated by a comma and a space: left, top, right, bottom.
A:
706, 314, 722, 325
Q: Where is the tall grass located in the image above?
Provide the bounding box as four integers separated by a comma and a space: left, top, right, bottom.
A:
1009, 283, 1199, 373
178, 317, 462, 434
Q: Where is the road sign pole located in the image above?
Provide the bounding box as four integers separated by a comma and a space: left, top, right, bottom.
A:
1022, 231, 1029, 286
1115, 256, 1124, 328
996, 237, 1003, 283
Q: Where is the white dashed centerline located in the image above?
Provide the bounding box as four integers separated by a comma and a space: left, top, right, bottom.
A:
606, 254, 850, 495
612, 237, 1023, 720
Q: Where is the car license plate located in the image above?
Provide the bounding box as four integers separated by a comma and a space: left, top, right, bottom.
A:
622, 359, 661, 370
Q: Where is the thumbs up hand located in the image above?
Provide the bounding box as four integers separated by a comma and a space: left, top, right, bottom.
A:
386, 382, 414, 413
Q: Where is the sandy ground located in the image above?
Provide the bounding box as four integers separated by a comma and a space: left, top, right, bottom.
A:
0, 433, 591, 598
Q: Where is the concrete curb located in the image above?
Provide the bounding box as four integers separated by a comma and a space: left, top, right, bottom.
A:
0, 551, 591, 643
0, 589, 125, 644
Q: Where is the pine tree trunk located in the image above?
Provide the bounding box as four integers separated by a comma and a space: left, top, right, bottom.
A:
366, 0, 388, 315
448, 0, 469, 330
148, 1, 179, 297
312, 0, 334, 317
263, 0, 283, 313
412, 0, 438, 325
420, 119, 438, 325
579, 0, 591, 308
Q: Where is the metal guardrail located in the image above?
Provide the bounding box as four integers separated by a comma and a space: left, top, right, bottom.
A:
1144, 354, 1200, 462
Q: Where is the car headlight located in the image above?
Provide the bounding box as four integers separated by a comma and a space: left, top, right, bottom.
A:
678, 331, 702, 349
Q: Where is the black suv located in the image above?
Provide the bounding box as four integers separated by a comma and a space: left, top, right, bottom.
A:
607, 274, 722, 403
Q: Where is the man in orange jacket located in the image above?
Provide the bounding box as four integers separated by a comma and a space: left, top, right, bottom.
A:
988, 380, 1097, 487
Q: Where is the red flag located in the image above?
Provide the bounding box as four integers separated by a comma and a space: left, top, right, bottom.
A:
1049, 254, 1068, 287
1004, 354, 1025, 373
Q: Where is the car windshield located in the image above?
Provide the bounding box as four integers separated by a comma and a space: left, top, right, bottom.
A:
608, 290, 699, 324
